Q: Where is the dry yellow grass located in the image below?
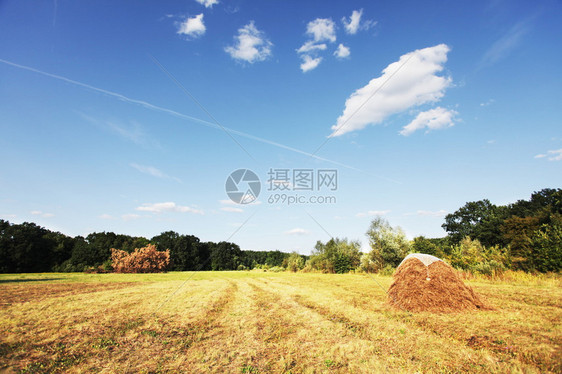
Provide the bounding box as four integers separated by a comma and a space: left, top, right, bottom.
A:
0, 271, 560, 373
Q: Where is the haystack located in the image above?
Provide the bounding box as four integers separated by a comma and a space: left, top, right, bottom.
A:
387, 253, 491, 313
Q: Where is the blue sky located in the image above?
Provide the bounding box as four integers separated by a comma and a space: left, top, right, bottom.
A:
1, 0, 561, 254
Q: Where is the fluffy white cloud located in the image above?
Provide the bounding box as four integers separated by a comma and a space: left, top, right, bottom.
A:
296, 41, 327, 54
306, 18, 336, 43
356, 210, 390, 217
177, 14, 206, 39
334, 44, 350, 59
136, 202, 203, 214
285, 228, 309, 235
225, 21, 272, 63
400, 107, 457, 136
342, 9, 362, 34
535, 149, 562, 161
300, 55, 322, 72
342, 9, 376, 34
330, 44, 452, 137
195, 0, 218, 8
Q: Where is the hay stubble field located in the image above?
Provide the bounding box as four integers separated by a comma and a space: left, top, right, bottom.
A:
0, 271, 560, 373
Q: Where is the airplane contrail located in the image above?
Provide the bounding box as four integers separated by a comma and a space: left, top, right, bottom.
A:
0, 58, 400, 183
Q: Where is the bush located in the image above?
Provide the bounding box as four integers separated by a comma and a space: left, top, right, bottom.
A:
448, 237, 509, 276
284, 252, 305, 272
111, 244, 170, 273
267, 266, 285, 272
308, 238, 361, 273
379, 264, 396, 276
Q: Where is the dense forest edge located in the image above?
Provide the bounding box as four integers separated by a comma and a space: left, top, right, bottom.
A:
1, 188, 560, 275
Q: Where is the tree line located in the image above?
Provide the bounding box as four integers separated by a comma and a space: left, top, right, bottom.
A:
298, 188, 561, 274
1, 188, 560, 274
0, 224, 294, 273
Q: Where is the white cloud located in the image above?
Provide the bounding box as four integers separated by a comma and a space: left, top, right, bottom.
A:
122, 214, 141, 221
177, 14, 206, 39
342, 9, 362, 34
220, 199, 238, 206
342, 9, 376, 34
219, 199, 260, 209
416, 209, 448, 217
130, 163, 166, 178
480, 99, 495, 107
334, 44, 350, 59
225, 21, 272, 63
221, 206, 244, 213
194, 0, 218, 8
30, 210, 54, 218
136, 202, 204, 214
103, 119, 158, 148
535, 149, 562, 161
356, 210, 391, 217
99, 214, 115, 220
297, 41, 327, 54
330, 44, 452, 137
306, 18, 336, 43
130, 163, 181, 182
400, 107, 457, 136
285, 228, 309, 235
300, 55, 322, 72
482, 19, 531, 66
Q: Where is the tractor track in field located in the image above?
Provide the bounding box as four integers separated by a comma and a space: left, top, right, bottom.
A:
0, 281, 143, 308
244, 280, 351, 372
265, 276, 558, 372
0, 280, 239, 373
156, 280, 239, 349
259, 277, 545, 372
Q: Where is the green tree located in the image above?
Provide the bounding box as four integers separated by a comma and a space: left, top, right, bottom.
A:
501, 215, 540, 271
210, 241, 242, 270
366, 217, 410, 269
411, 236, 445, 258
0, 221, 54, 273
442, 200, 507, 247
309, 238, 361, 273
284, 252, 305, 272
151, 231, 202, 271
530, 216, 562, 272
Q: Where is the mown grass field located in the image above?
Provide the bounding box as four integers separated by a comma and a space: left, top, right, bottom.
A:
0, 271, 560, 373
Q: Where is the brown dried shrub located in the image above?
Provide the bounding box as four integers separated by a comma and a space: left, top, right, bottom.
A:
111, 244, 170, 273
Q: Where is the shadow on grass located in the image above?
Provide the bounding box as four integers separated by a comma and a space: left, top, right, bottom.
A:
0, 278, 63, 284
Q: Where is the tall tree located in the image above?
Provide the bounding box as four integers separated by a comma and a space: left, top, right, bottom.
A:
366, 217, 410, 268
442, 199, 507, 246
